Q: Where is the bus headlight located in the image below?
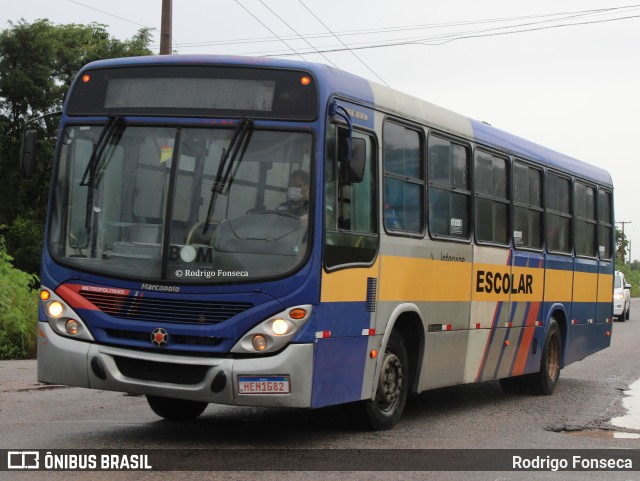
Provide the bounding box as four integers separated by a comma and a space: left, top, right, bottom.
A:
47, 301, 64, 318
252, 334, 268, 351
231, 305, 312, 354
41, 285, 94, 342
65, 319, 80, 336
271, 318, 290, 336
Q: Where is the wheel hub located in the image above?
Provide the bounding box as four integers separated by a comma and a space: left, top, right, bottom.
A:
376, 352, 404, 412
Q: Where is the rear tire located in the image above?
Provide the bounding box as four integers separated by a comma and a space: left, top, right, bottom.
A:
146, 395, 208, 421
361, 331, 409, 430
500, 319, 562, 395
527, 319, 562, 395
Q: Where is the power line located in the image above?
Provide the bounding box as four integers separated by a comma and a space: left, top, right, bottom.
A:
67, 0, 156, 30
418, 10, 640, 46
297, 0, 388, 86
254, 11, 640, 57
233, 0, 307, 62
256, 0, 338, 68
149, 4, 640, 50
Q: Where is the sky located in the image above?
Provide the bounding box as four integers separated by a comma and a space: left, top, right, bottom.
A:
3, 0, 640, 260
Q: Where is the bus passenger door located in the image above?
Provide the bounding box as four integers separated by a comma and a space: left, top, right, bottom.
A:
566, 182, 601, 364
313, 126, 380, 409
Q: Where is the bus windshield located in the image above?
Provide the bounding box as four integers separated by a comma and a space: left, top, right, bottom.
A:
49, 124, 313, 283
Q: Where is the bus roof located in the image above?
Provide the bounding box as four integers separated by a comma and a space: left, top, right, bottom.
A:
78, 55, 612, 188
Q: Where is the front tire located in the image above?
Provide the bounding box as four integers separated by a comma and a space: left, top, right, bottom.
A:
146, 395, 208, 421
625, 303, 630, 321
362, 332, 409, 430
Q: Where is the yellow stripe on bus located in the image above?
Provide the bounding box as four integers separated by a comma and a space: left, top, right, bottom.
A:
598, 273, 614, 303
322, 254, 614, 305
320, 260, 379, 303
543, 269, 574, 303
573, 271, 598, 303
378, 256, 472, 302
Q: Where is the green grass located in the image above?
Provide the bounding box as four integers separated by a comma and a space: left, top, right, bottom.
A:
0, 230, 39, 359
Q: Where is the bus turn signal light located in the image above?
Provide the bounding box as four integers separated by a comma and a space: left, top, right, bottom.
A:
289, 308, 307, 320
40, 290, 50, 301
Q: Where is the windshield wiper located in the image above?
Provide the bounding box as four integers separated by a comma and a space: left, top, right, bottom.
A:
202, 119, 254, 235
80, 115, 124, 228
80, 115, 123, 187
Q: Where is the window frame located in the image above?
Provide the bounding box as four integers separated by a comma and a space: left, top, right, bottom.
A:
473, 147, 511, 247
426, 131, 472, 243
597, 187, 614, 261
573, 179, 598, 259
382, 117, 426, 238
323, 121, 380, 272
545, 170, 573, 255
512, 158, 544, 252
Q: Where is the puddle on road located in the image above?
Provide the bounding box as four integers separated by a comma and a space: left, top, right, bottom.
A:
565, 430, 640, 439
610, 378, 640, 431
558, 378, 640, 440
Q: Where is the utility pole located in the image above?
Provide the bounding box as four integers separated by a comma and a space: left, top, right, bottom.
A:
617, 221, 632, 264
160, 0, 172, 55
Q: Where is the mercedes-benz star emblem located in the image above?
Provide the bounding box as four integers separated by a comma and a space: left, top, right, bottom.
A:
151, 327, 169, 348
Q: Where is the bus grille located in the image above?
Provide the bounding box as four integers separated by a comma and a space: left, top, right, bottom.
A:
104, 329, 223, 346
80, 290, 252, 324
113, 356, 209, 385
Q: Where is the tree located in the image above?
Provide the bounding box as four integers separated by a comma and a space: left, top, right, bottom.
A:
616, 227, 629, 267
0, 19, 152, 274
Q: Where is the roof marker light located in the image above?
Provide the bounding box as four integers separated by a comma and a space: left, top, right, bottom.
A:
300, 76, 311, 86
82, 74, 91, 83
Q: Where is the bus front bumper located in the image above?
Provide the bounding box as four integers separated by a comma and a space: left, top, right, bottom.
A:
37, 321, 314, 408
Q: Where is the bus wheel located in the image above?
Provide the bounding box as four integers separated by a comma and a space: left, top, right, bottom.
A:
146, 395, 208, 421
528, 319, 562, 395
363, 331, 409, 430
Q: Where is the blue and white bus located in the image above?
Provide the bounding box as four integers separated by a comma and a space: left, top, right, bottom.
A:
31, 55, 614, 430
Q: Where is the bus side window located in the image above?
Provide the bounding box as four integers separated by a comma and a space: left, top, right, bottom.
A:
324, 126, 378, 269
383, 120, 424, 235
427, 135, 471, 239
598, 189, 612, 259
546, 173, 572, 253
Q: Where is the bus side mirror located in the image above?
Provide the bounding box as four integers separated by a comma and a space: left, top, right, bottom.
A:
20, 130, 37, 178
339, 136, 365, 184
347, 137, 365, 183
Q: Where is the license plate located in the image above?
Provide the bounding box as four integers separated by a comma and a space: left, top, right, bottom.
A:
237, 376, 290, 394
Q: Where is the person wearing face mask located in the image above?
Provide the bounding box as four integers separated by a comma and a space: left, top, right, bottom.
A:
277, 170, 309, 218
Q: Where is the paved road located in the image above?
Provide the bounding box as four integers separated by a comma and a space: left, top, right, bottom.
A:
1, 299, 640, 480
